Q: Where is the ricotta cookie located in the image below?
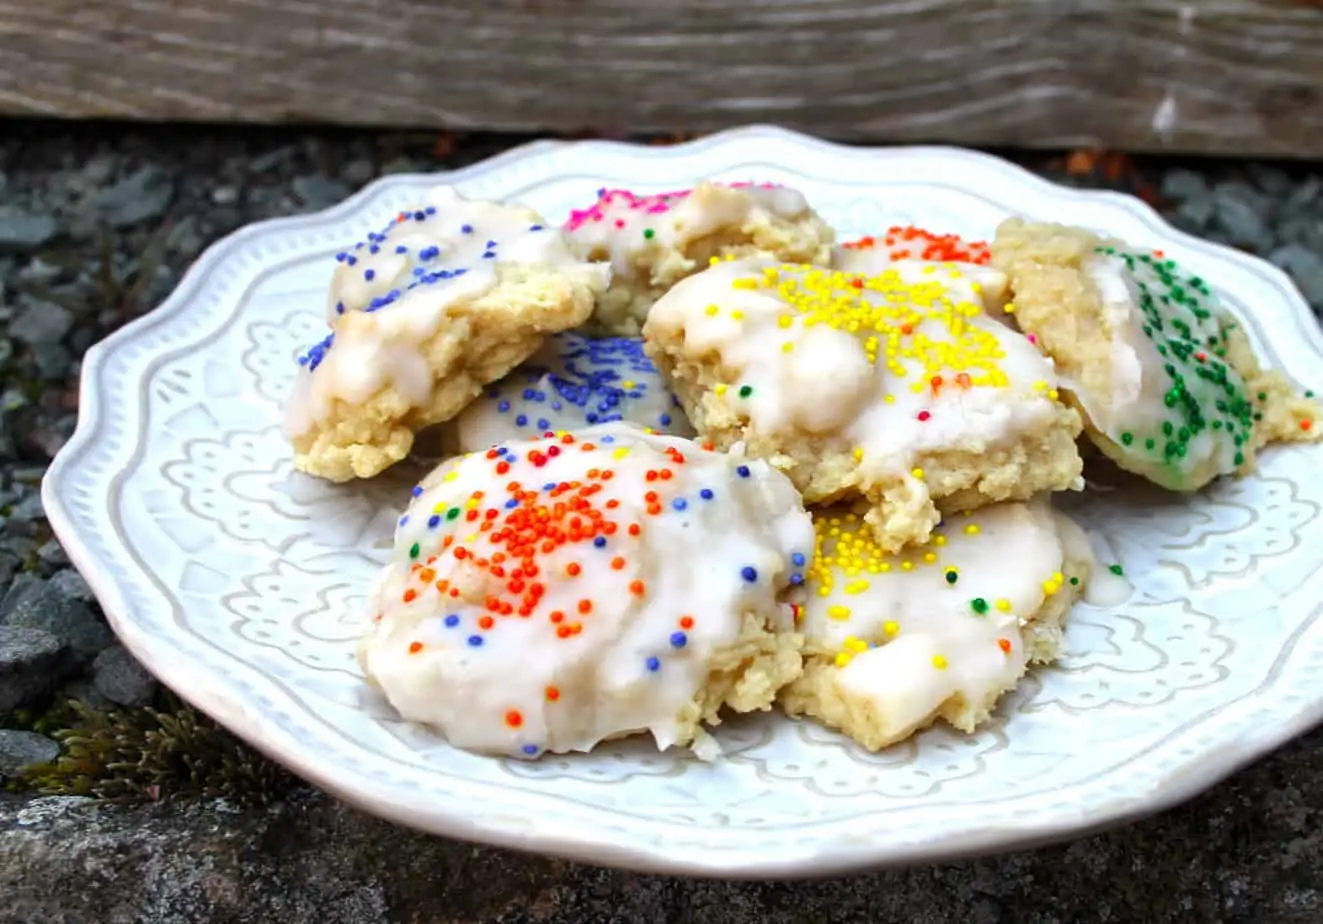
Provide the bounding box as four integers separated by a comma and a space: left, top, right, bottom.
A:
991, 218, 1320, 490
643, 258, 1084, 552
452, 332, 694, 453
781, 501, 1089, 750
357, 423, 813, 760
564, 181, 834, 335
284, 186, 609, 482
834, 228, 1010, 317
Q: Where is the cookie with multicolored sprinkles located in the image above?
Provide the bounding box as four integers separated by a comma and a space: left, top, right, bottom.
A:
284, 185, 609, 482
357, 422, 812, 760
642, 257, 1084, 553
780, 500, 1089, 750
452, 332, 694, 453
564, 181, 834, 335
991, 218, 1321, 491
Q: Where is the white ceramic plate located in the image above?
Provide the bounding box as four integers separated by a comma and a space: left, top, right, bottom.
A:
42, 126, 1323, 877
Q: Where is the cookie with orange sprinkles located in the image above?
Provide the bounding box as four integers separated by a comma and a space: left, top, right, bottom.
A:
991, 218, 1321, 491
563, 181, 835, 335
357, 422, 812, 760
780, 500, 1091, 750
643, 256, 1084, 553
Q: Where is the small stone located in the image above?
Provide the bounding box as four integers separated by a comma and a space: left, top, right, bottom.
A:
1213, 182, 1273, 251
342, 159, 374, 186
92, 644, 157, 707
0, 552, 17, 587
1160, 168, 1208, 202
6, 494, 45, 523
1271, 243, 1323, 308
93, 166, 174, 229
32, 341, 73, 381
1245, 164, 1292, 195
0, 337, 13, 368
292, 175, 351, 210
9, 299, 73, 346
0, 625, 66, 715
0, 574, 43, 620
36, 540, 69, 568
210, 186, 238, 205
0, 729, 60, 778
250, 145, 296, 173
0, 209, 58, 253
58, 677, 114, 711
4, 580, 113, 666
48, 568, 94, 604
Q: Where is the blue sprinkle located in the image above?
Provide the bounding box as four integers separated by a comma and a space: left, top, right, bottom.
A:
660, 413, 672, 426
700, 488, 714, 500
504, 498, 520, 509
364, 269, 376, 281
791, 552, 806, 567
425, 206, 437, 215
515, 414, 528, 426
602, 435, 615, 444
537, 418, 550, 430
523, 388, 536, 400
530, 224, 543, 231
444, 614, 460, 627
411, 485, 424, 497
497, 399, 511, 412
486, 239, 497, 248
593, 536, 607, 548
335, 301, 345, 315
461, 224, 473, 234
542, 481, 557, 491
672, 498, 688, 511
669, 632, 688, 649
790, 574, 805, 585
427, 515, 441, 528
413, 210, 426, 221
736, 465, 751, 478
522, 744, 539, 755
645, 656, 661, 672
740, 566, 758, 583
482, 251, 496, 259
467, 635, 484, 647
398, 515, 409, 526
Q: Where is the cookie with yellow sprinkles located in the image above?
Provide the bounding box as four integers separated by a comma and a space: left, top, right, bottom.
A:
357, 421, 812, 760
991, 218, 1322, 491
642, 256, 1085, 553
780, 500, 1090, 750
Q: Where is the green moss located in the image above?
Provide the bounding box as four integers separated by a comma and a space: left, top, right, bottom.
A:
12, 692, 296, 807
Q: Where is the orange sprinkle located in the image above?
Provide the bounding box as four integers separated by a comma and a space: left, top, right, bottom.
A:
629, 580, 645, 596
679, 615, 694, 629
408, 641, 422, 653
505, 709, 523, 728
549, 610, 565, 623
628, 523, 641, 536
1302, 419, 1314, 431
578, 599, 593, 614
566, 562, 581, 577
478, 615, 494, 629
545, 685, 560, 701
611, 557, 626, 570
418, 568, 435, 582
402, 589, 417, 603
997, 638, 1012, 653
556, 625, 572, 638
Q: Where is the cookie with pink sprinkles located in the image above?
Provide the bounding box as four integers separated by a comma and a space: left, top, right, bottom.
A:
564, 181, 835, 335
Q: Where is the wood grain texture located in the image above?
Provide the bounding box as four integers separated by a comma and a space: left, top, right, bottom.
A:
0, 1, 1320, 157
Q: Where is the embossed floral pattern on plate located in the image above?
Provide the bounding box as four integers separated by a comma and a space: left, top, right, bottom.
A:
42, 127, 1323, 876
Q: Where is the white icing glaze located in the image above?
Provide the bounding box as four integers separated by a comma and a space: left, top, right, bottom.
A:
1075, 252, 1248, 481
791, 502, 1082, 733
357, 422, 814, 759
644, 258, 1068, 491
564, 182, 814, 283
283, 185, 607, 439
453, 333, 694, 453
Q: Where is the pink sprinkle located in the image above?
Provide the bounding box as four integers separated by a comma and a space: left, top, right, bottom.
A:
1027, 333, 1038, 344
562, 182, 781, 231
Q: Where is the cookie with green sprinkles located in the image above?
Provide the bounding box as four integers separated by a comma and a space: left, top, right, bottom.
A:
991, 218, 1321, 491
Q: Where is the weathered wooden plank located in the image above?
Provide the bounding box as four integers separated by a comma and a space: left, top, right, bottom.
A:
0, 1, 1320, 157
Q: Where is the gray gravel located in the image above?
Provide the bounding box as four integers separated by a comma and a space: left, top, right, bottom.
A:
0, 729, 58, 778
0, 123, 1320, 921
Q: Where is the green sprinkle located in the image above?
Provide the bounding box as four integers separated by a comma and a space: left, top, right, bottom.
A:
1234, 451, 1245, 466
970, 597, 989, 615
738, 385, 753, 398
446, 507, 461, 520
643, 228, 655, 239
944, 568, 959, 585
1069, 576, 1081, 586
1306, 390, 1315, 398
1145, 438, 1157, 450
1108, 564, 1124, 576
1120, 432, 1134, 446
409, 542, 420, 559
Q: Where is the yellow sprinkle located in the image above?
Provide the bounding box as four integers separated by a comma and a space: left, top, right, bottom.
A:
731, 278, 759, 290
835, 652, 852, 668
1004, 302, 1016, 314
731, 310, 745, 321
705, 304, 719, 317
853, 448, 864, 461
922, 265, 936, 275
443, 471, 458, 483
884, 394, 896, 404
781, 342, 794, 353
964, 524, 980, 535
612, 447, 630, 460
709, 256, 722, 267
995, 598, 1012, 612
622, 380, 636, 389
845, 636, 868, 653
465, 498, 480, 510
933, 535, 947, 546
714, 384, 728, 396
932, 655, 948, 670
827, 604, 852, 621
911, 468, 925, 480
1042, 580, 1060, 596
971, 282, 982, 294
1032, 380, 1049, 393
777, 315, 793, 329
883, 620, 899, 636
922, 552, 937, 563
1052, 571, 1064, 584
901, 561, 914, 571
844, 580, 870, 594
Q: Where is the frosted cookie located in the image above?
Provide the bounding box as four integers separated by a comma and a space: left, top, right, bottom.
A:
834, 228, 1010, 317
643, 258, 1084, 552
564, 181, 835, 335
452, 332, 694, 453
780, 501, 1089, 750
284, 186, 609, 482
357, 423, 813, 760
991, 218, 1321, 491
